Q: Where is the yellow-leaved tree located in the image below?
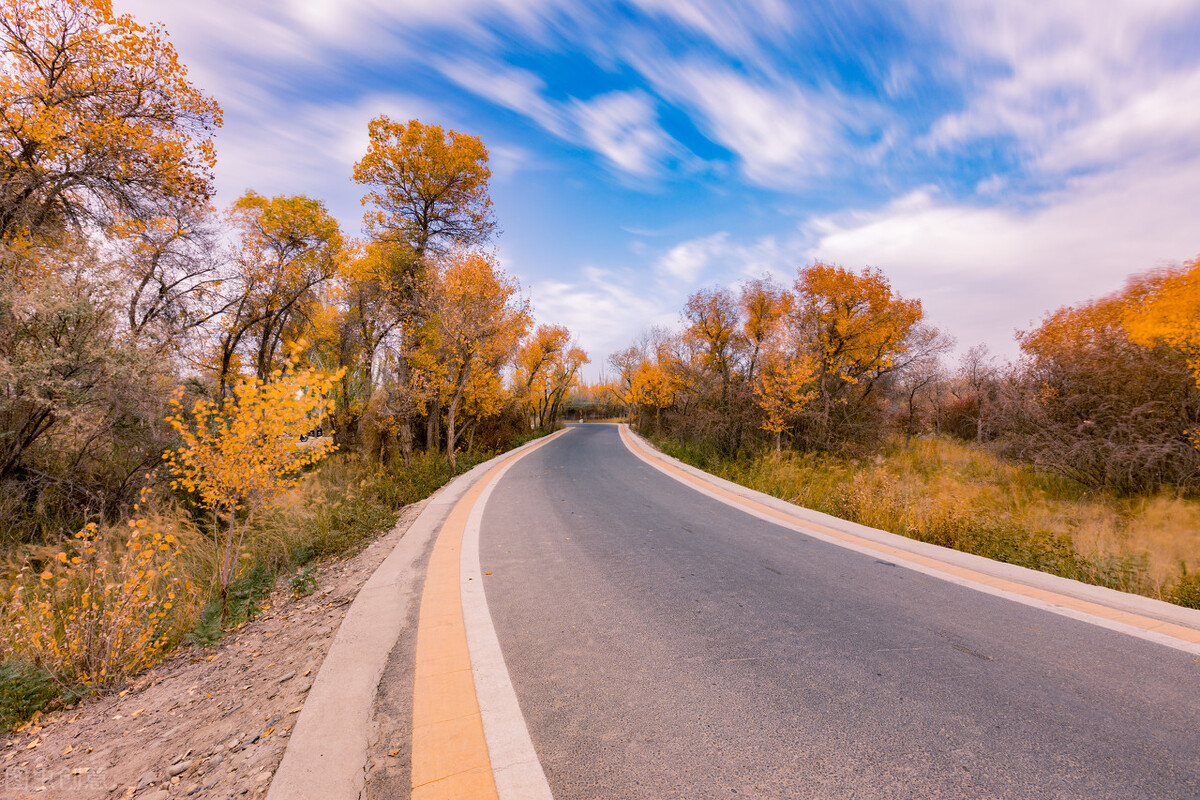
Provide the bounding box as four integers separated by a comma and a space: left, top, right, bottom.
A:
431, 249, 530, 469
1125, 256, 1200, 385
514, 324, 589, 430
0, 0, 221, 254
794, 262, 922, 447
214, 191, 345, 394
755, 341, 817, 453
353, 117, 494, 257
629, 360, 675, 431
165, 364, 343, 602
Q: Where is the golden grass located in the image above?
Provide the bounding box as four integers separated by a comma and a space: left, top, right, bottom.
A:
660, 435, 1200, 605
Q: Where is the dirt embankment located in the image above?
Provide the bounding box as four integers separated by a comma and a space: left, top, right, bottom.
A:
1, 501, 427, 800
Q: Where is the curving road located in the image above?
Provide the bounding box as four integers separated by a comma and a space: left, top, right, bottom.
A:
478, 424, 1200, 799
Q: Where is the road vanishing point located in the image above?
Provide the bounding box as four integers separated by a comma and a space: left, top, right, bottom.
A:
273, 423, 1200, 800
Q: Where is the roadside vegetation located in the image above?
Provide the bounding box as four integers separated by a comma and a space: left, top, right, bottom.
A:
597, 258, 1200, 610
0, 0, 582, 729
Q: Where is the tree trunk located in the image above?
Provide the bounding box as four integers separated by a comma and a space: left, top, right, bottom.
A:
399, 418, 413, 466
445, 361, 472, 471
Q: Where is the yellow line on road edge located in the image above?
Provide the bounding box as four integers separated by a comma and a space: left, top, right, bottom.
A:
619, 426, 1200, 649
411, 432, 567, 799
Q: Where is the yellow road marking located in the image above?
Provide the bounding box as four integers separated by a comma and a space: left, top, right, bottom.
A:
411, 432, 567, 799
619, 425, 1200, 648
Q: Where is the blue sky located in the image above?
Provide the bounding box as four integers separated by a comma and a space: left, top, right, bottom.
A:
117, 0, 1200, 378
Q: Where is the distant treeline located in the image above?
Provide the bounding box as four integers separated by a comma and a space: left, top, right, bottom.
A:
601, 258, 1200, 495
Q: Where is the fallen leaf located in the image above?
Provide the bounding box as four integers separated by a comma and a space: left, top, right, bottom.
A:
388, 749, 401, 757
132, 709, 144, 717
289, 706, 303, 714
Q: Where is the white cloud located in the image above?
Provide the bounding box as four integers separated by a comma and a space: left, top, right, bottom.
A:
529, 267, 680, 379
628, 0, 795, 61
627, 56, 865, 188
569, 91, 673, 177
438, 57, 678, 178
437, 61, 567, 136
656, 232, 730, 282
919, 0, 1200, 171
804, 154, 1200, 358
1038, 65, 1200, 172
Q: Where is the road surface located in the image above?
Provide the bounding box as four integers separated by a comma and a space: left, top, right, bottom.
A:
478, 424, 1200, 799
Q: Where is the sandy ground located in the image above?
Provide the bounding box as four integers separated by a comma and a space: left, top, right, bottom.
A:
0, 500, 428, 800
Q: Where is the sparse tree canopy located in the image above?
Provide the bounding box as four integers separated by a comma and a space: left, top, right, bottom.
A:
353, 117, 494, 257
0, 0, 221, 250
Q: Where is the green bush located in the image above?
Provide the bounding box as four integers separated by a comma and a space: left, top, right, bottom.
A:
0, 660, 80, 730
1167, 565, 1200, 609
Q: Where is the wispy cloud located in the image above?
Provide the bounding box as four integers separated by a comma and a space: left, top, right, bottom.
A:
804, 155, 1200, 357
918, 0, 1200, 173
436, 60, 567, 136
569, 91, 674, 177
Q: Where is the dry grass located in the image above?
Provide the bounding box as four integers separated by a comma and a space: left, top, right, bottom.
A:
660, 434, 1200, 606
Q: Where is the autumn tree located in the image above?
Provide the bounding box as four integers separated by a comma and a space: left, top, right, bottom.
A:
684, 287, 742, 401
954, 344, 997, 443
353, 117, 494, 258
629, 360, 675, 431
793, 262, 922, 448
213, 192, 344, 395
755, 350, 816, 453
113, 203, 228, 349
608, 344, 644, 420
891, 323, 954, 444
740, 277, 791, 383
0, 0, 221, 253
166, 365, 342, 601
430, 250, 530, 469
1006, 278, 1200, 492
514, 324, 589, 430
1125, 256, 1200, 385
0, 243, 180, 543
331, 239, 430, 452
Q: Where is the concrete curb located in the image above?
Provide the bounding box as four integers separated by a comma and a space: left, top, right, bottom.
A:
622, 425, 1200, 633
267, 436, 557, 800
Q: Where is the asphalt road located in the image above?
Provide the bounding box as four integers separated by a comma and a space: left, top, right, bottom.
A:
478, 424, 1200, 799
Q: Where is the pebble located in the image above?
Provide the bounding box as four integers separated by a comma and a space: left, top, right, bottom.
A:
167, 759, 193, 777
277, 672, 295, 683
205, 754, 225, 772
255, 771, 273, 783
136, 770, 157, 789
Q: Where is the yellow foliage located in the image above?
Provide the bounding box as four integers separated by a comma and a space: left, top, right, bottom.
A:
0, 0, 221, 251
1125, 256, 1200, 383
0, 518, 195, 687
629, 361, 674, 410
795, 262, 922, 386
514, 324, 589, 428
165, 364, 343, 593
755, 351, 817, 440
353, 117, 494, 256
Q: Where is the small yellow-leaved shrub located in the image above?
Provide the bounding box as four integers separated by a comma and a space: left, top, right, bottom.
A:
0, 516, 198, 688
166, 364, 342, 600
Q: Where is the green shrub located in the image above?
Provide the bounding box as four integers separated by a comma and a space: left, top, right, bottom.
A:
1167, 565, 1200, 609
0, 660, 80, 730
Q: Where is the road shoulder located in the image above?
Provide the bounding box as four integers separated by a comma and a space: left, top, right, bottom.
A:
619, 424, 1200, 653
